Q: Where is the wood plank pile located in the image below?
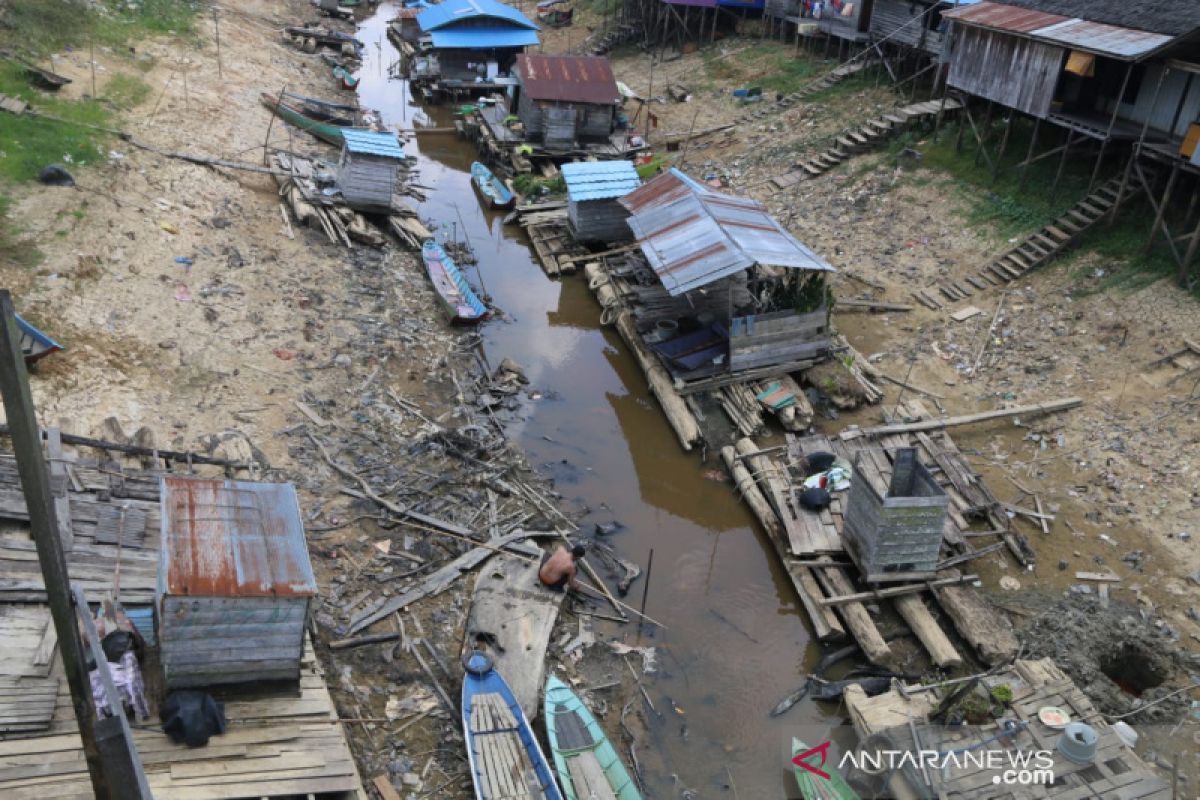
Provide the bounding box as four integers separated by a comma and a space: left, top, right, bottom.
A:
772, 98, 962, 189
525, 222, 588, 278
722, 401, 1022, 669
846, 659, 1172, 799
922, 177, 1141, 307
0, 638, 366, 799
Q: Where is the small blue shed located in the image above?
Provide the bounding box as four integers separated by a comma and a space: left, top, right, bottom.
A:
337, 128, 406, 213
562, 160, 640, 242
416, 0, 539, 84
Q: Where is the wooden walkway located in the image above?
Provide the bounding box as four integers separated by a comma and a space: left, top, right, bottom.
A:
918, 176, 1141, 309
0, 637, 366, 799
738, 59, 873, 124
772, 98, 962, 189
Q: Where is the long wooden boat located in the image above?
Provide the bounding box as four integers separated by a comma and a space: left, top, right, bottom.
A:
14, 314, 63, 365
259, 92, 347, 146
463, 652, 564, 800
470, 161, 515, 210
792, 738, 860, 800
421, 241, 488, 324
544, 675, 640, 800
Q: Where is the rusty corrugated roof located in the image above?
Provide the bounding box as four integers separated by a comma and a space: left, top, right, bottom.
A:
516, 54, 620, 104
945, 1, 1175, 58
160, 477, 317, 598
619, 169, 832, 296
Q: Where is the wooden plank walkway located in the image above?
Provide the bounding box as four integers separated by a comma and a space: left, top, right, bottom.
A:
0, 637, 366, 799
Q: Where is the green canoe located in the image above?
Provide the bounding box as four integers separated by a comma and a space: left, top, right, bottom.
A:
544, 675, 641, 800
792, 739, 859, 800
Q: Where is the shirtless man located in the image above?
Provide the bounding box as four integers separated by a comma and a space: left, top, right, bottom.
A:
538, 543, 585, 593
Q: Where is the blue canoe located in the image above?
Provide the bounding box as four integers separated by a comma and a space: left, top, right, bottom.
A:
471, 161, 515, 210
421, 241, 488, 324
14, 314, 63, 365
463, 652, 564, 800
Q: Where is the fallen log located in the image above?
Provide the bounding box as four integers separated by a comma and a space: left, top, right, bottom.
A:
0, 425, 253, 468
841, 397, 1082, 440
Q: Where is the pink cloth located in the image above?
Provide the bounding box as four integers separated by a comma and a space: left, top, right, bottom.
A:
90, 650, 150, 721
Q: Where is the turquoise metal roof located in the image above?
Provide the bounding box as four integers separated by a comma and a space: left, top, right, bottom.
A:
562, 161, 640, 202
418, 0, 538, 32
341, 128, 405, 159
428, 27, 541, 48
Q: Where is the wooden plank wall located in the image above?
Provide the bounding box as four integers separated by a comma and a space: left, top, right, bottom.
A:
947, 26, 1063, 118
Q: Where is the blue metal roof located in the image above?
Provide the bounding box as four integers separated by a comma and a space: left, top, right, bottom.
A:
418, 0, 538, 32
341, 128, 405, 159
428, 27, 541, 48
562, 161, 640, 202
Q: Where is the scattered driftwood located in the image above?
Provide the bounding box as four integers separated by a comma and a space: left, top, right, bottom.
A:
0, 425, 253, 468
841, 397, 1082, 440
837, 299, 913, 312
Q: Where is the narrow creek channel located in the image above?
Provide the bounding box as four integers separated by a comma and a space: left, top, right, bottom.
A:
354, 5, 839, 796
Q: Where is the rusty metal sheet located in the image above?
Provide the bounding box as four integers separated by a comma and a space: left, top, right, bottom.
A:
946, 1, 1175, 58
516, 54, 620, 104
622, 169, 832, 296
160, 477, 317, 598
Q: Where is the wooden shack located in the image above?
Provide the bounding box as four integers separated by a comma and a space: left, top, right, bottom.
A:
412, 0, 539, 98
515, 54, 621, 151
336, 128, 406, 213
157, 476, 317, 689
843, 447, 949, 582
617, 168, 834, 386
562, 160, 640, 242
870, 0, 957, 55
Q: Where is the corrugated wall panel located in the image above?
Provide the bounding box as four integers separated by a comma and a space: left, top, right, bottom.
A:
1107, 64, 1200, 139
948, 26, 1062, 117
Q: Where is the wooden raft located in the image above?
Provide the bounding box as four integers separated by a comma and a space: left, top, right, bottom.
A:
471, 693, 547, 800
0, 636, 366, 800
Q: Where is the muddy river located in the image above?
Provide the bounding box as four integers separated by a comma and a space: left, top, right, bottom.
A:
355, 5, 839, 795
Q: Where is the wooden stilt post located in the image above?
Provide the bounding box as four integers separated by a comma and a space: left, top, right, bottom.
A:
974, 100, 993, 166
1089, 63, 1134, 192
711, 5, 719, 43
0, 293, 108, 798
1180, 200, 1200, 287
992, 111, 1015, 182
1146, 162, 1180, 253
931, 83, 950, 143
1051, 128, 1076, 199
1018, 116, 1041, 193
953, 97, 966, 152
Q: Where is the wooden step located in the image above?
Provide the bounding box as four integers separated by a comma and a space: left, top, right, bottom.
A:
1056, 218, 1082, 233
989, 264, 1015, 282
884, 114, 907, 125
1066, 210, 1094, 226
849, 132, 869, 144
1033, 233, 1060, 251
965, 275, 989, 291
1087, 194, 1113, 209
1077, 201, 1105, 217
837, 137, 858, 150
1045, 225, 1071, 241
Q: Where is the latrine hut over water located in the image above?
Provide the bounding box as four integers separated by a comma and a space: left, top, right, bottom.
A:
615, 168, 834, 389
563, 160, 640, 242
336, 129, 406, 213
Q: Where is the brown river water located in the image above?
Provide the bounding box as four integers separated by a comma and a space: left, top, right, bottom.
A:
354, 6, 844, 795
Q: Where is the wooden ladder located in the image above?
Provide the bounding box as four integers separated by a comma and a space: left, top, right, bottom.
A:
925, 176, 1140, 306
739, 59, 872, 124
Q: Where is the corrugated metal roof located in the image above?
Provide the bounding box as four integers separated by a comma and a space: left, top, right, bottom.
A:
341, 128, 405, 159
562, 160, 640, 201
418, 0, 538, 32
945, 1, 1174, 58
429, 27, 541, 48
160, 477, 317, 598
516, 54, 620, 104
620, 169, 833, 296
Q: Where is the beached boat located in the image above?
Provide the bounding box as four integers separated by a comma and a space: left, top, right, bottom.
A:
23, 63, 71, 91
463, 652, 563, 800
421, 241, 488, 324
14, 313, 63, 365
544, 675, 640, 800
260, 92, 351, 145
792, 738, 859, 800
333, 65, 359, 90
470, 162, 515, 210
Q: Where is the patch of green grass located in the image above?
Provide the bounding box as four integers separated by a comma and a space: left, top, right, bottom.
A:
0, 0, 198, 57
0, 195, 42, 271
702, 43, 817, 96
102, 73, 150, 110
0, 62, 112, 182
901, 120, 1194, 295
805, 70, 879, 103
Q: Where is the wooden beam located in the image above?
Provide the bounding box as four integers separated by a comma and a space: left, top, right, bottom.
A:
841, 397, 1082, 440
817, 574, 978, 606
